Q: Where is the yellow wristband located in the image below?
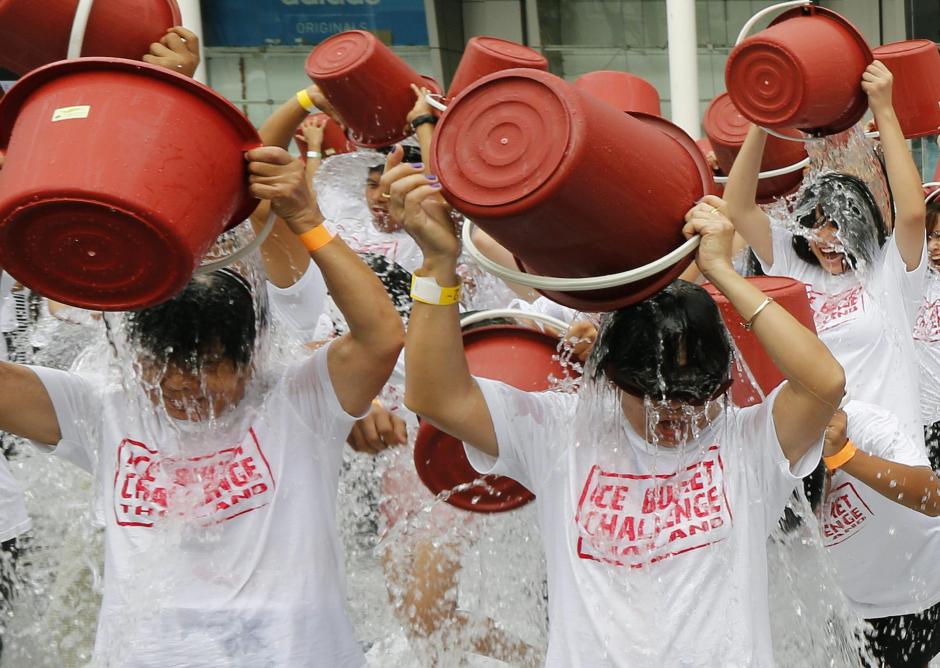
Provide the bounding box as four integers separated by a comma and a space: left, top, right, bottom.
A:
824, 439, 857, 471
411, 274, 461, 306
298, 225, 334, 253
296, 89, 316, 113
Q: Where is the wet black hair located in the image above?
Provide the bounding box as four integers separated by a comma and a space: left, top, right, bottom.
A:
369, 144, 423, 172
792, 172, 886, 269
125, 269, 257, 370
590, 280, 733, 404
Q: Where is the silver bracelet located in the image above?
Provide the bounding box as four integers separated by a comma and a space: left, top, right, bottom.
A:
306, 150, 322, 160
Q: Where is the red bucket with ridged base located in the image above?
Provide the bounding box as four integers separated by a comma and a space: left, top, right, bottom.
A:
414, 323, 576, 513
704, 277, 815, 406
872, 40, 940, 139
0, 0, 181, 77
704, 93, 806, 203
305, 30, 432, 148
431, 68, 713, 312
0, 58, 261, 311
575, 71, 661, 116
447, 36, 548, 101
726, 5, 872, 136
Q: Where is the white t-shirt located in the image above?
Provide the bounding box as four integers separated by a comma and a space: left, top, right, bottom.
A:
265, 260, 327, 335
28, 345, 366, 667
822, 400, 940, 618
914, 268, 940, 424
0, 272, 31, 542
466, 381, 819, 667
761, 226, 926, 447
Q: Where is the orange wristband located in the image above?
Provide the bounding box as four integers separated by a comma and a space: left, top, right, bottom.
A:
298, 225, 334, 252
824, 439, 857, 471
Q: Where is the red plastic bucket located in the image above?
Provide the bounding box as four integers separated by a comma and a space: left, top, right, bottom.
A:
414, 323, 575, 513
0, 58, 261, 311
872, 40, 940, 139
447, 36, 548, 101
431, 68, 713, 312
0, 0, 181, 77
726, 5, 872, 136
575, 71, 661, 116
305, 30, 431, 148
703, 93, 806, 203
703, 277, 815, 407
293, 113, 353, 162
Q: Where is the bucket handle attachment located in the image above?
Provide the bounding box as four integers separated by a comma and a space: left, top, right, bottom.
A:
712, 156, 810, 184
461, 219, 699, 292
192, 210, 277, 276
925, 182, 940, 204
67, 0, 96, 59
425, 93, 448, 114
459, 309, 572, 335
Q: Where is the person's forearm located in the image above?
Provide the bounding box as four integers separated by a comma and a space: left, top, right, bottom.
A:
724, 125, 767, 217
841, 451, 940, 516
251, 208, 310, 288
415, 125, 433, 168
304, 155, 321, 188
404, 256, 477, 419
706, 266, 845, 405
259, 95, 309, 150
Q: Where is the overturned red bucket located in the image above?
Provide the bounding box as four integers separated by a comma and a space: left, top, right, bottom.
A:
0, 0, 181, 77
306, 30, 434, 148
704, 277, 815, 407
703, 93, 807, 203
575, 70, 661, 116
726, 5, 872, 136
431, 68, 713, 312
0, 58, 261, 311
414, 320, 575, 512
872, 40, 940, 139
448, 36, 548, 101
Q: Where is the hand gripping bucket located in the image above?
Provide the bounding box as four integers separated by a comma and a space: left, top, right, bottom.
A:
0, 58, 261, 312
414, 312, 576, 513
0, 0, 181, 77
872, 40, 940, 139
574, 71, 661, 116
294, 113, 353, 163
703, 277, 815, 407
726, 5, 873, 136
703, 93, 807, 203
305, 30, 434, 149
432, 68, 714, 313
447, 36, 548, 101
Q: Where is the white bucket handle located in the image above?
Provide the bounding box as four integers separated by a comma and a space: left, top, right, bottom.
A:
425, 93, 448, 113
459, 308, 571, 335
461, 219, 699, 292
713, 156, 810, 184
925, 182, 940, 204
68, 0, 96, 59
192, 210, 276, 276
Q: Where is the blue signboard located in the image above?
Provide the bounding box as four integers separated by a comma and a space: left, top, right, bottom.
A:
201, 0, 429, 47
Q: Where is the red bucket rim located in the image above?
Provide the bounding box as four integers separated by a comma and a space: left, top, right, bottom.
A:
768, 5, 874, 135
0, 57, 262, 232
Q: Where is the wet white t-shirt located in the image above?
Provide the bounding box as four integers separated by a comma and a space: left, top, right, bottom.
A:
28, 345, 366, 667
823, 400, 940, 618
0, 272, 31, 542
761, 226, 926, 447
914, 268, 940, 425
265, 260, 327, 335
466, 381, 819, 667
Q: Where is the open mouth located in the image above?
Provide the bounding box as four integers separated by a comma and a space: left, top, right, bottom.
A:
818, 247, 844, 263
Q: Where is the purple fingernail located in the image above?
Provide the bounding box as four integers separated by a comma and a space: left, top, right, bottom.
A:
411, 163, 424, 169
427, 174, 438, 181
431, 183, 442, 189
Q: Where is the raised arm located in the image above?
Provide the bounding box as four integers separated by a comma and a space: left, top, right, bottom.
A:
685, 196, 846, 465
864, 60, 926, 270
258, 85, 324, 150
143, 26, 201, 77
723, 126, 774, 265
380, 161, 499, 457
247, 147, 403, 416
0, 363, 61, 445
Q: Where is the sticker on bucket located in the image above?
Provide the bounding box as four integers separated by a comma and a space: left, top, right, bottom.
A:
52, 105, 91, 122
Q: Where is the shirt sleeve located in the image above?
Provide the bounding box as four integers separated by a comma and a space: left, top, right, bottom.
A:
845, 400, 931, 468
266, 260, 328, 336
758, 222, 798, 277
735, 385, 824, 533
463, 378, 577, 492
283, 342, 369, 443
878, 233, 927, 328
25, 366, 100, 473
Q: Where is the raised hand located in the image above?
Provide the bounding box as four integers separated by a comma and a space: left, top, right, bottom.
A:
682, 195, 735, 281
246, 147, 323, 233
143, 26, 200, 77
861, 60, 894, 117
